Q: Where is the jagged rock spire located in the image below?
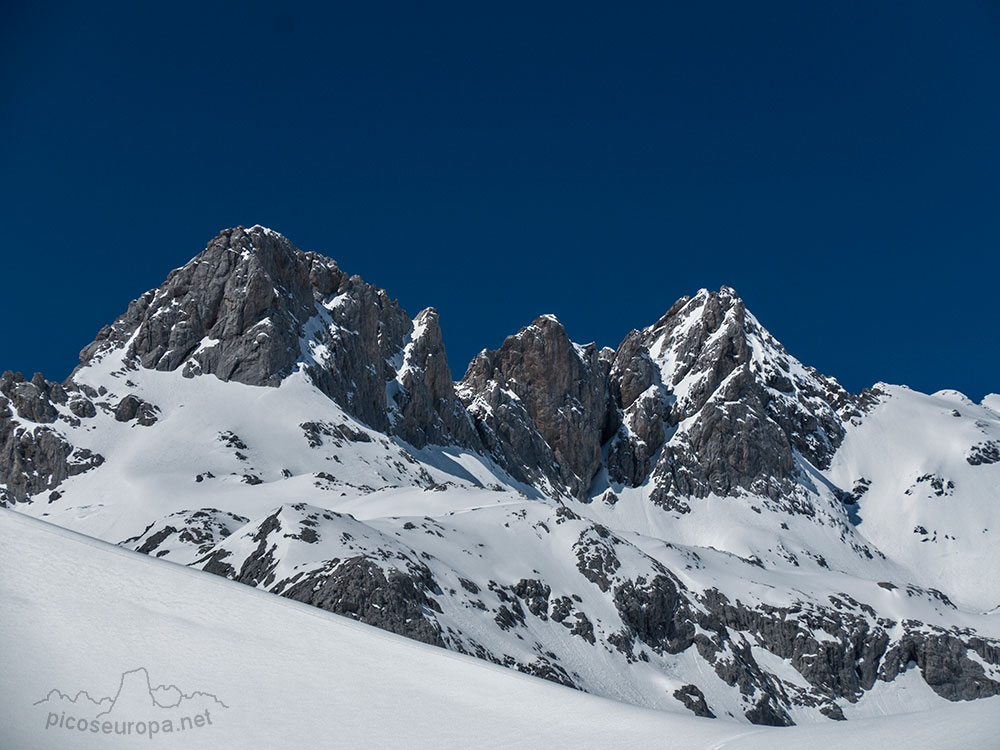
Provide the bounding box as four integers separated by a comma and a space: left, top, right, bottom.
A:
458, 315, 608, 498
77, 225, 344, 387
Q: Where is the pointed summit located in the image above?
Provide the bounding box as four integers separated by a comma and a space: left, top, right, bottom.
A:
458, 314, 607, 498
389, 307, 481, 449
605, 287, 852, 503
76, 226, 345, 387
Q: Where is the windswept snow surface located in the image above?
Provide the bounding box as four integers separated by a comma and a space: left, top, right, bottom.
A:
1, 510, 996, 750
826, 385, 1000, 611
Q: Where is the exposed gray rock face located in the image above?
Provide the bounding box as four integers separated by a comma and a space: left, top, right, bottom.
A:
71, 226, 480, 444
967, 440, 1000, 466
389, 308, 481, 450
601, 568, 794, 724
191, 504, 449, 646
1, 371, 65, 424
0, 371, 104, 504
0, 424, 104, 504
68, 398, 97, 419
512, 578, 552, 618
697, 589, 888, 702
613, 573, 695, 655
280, 557, 446, 647
447, 286, 856, 513
573, 521, 622, 592
458, 315, 608, 498
76, 226, 406, 433
674, 684, 715, 718
605, 329, 667, 486
602, 289, 853, 513
879, 632, 1000, 700
301, 271, 412, 433
114, 394, 159, 425
692, 588, 1000, 711
79, 226, 335, 386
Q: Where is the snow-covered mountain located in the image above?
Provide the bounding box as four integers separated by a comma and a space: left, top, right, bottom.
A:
7, 510, 997, 749
3, 225, 999, 730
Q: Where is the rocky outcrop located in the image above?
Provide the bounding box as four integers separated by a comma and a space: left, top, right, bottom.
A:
697, 589, 889, 702
280, 557, 446, 647
120, 508, 250, 564
70, 226, 482, 444
879, 632, 1000, 700
74, 226, 411, 434
114, 394, 159, 425
389, 308, 481, 450
0, 423, 104, 505
967, 441, 1000, 466
0, 371, 104, 504
605, 330, 665, 486
458, 315, 609, 498
693, 588, 1000, 710
674, 684, 715, 718
300, 271, 413, 433
1, 371, 66, 424
613, 573, 696, 654
190, 504, 448, 647
603, 288, 852, 512
78, 226, 338, 387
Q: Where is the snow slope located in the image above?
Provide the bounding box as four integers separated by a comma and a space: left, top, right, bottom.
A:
2, 509, 996, 750
826, 385, 1000, 611
12, 355, 522, 545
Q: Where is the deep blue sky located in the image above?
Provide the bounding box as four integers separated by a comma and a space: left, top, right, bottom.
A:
3, 2, 998, 399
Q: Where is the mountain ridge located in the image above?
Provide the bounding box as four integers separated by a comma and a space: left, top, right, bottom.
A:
3, 225, 1000, 726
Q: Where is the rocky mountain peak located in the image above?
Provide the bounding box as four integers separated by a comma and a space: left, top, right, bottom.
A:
604, 286, 853, 506
458, 315, 607, 499
643, 287, 754, 416
69, 226, 433, 435
76, 225, 346, 388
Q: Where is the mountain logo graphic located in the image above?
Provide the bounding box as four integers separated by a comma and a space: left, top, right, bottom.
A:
34, 667, 227, 739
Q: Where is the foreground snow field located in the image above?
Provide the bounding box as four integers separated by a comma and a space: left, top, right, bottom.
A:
1, 510, 996, 750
